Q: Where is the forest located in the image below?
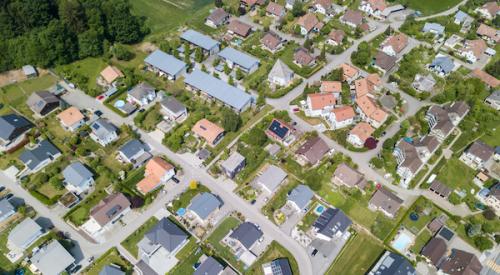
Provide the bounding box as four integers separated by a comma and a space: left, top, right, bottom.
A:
0, 0, 147, 72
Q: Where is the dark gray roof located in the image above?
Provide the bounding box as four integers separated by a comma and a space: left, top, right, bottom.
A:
218, 47, 259, 71
62, 162, 93, 188
370, 251, 416, 275
220, 152, 245, 172
90, 119, 117, 140
144, 49, 186, 76
27, 91, 60, 115
487, 90, 500, 102
181, 29, 220, 51
194, 256, 224, 275
287, 184, 314, 210
187, 192, 221, 220
119, 139, 147, 159
19, 140, 61, 170
0, 114, 32, 141
128, 82, 155, 100
0, 199, 15, 219
207, 8, 230, 25
229, 222, 263, 249
431, 56, 454, 74
269, 258, 292, 275
160, 96, 186, 114
439, 249, 483, 275
99, 265, 125, 275
142, 218, 188, 252
375, 51, 397, 71
421, 237, 447, 266
313, 208, 352, 238
423, 23, 445, 34
466, 141, 494, 162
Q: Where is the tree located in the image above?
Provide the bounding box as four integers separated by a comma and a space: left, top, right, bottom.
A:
303, 38, 312, 50
223, 62, 231, 75
246, 128, 267, 146
319, 44, 326, 61
58, 0, 87, 33
49, 177, 64, 190
351, 41, 371, 67
194, 47, 203, 63
483, 207, 496, 220
184, 43, 191, 64
474, 236, 494, 251
482, 222, 496, 234
235, 67, 244, 80
467, 223, 481, 237
370, 157, 384, 169
113, 43, 133, 60
228, 76, 235, 86
291, 1, 304, 17
102, 0, 144, 44
78, 29, 103, 58
215, 0, 223, 8
293, 24, 302, 35
221, 108, 241, 132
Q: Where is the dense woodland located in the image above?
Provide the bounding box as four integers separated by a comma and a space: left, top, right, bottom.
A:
0, 0, 147, 72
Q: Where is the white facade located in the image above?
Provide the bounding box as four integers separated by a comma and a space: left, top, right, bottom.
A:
327, 113, 354, 130
459, 49, 478, 63
66, 177, 94, 195
347, 133, 364, 147
381, 45, 396, 57
90, 131, 118, 147
127, 91, 156, 107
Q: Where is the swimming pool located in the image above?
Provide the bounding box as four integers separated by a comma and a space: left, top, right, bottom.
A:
391, 231, 414, 253
314, 204, 325, 215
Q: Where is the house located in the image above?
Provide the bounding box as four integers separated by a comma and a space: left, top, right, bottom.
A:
285, 0, 302, 10
266, 119, 292, 144
160, 96, 187, 121
444, 34, 463, 49
63, 162, 94, 195
287, 184, 314, 212
368, 188, 403, 218
227, 19, 253, 38
347, 122, 374, 148
187, 192, 222, 224
22, 65, 37, 78
359, 0, 387, 19
90, 118, 119, 147
0, 114, 32, 152
355, 95, 388, 128
127, 82, 156, 107
220, 152, 245, 178
374, 51, 397, 73
485, 90, 500, 110
429, 56, 455, 77
29, 240, 75, 275
422, 23, 445, 36
340, 10, 363, 28
412, 74, 436, 92
137, 157, 175, 194
192, 119, 225, 147
475, 1, 500, 20
429, 180, 451, 199
313, 0, 333, 16
229, 222, 263, 251
426, 102, 468, 141
256, 165, 287, 193
144, 49, 187, 80
341, 63, 359, 82
306, 93, 336, 117
320, 81, 342, 97
218, 47, 260, 73
327, 29, 345, 46
313, 208, 352, 241
0, 199, 15, 222
297, 13, 322, 36
470, 69, 500, 88
19, 140, 61, 173
57, 107, 85, 132
87, 193, 131, 232
332, 163, 368, 190
7, 218, 43, 253
184, 70, 252, 112
439, 249, 483, 275
180, 29, 220, 55
99, 65, 123, 85
194, 256, 225, 275
138, 218, 188, 275
295, 136, 330, 165
205, 8, 230, 28
485, 183, 500, 215
266, 2, 285, 17
268, 59, 294, 87
99, 265, 125, 275
27, 91, 60, 116
327, 106, 356, 129
460, 39, 487, 63
368, 251, 416, 275
381, 33, 408, 56
454, 10, 472, 25
354, 78, 376, 98
459, 141, 494, 169
261, 32, 283, 53
476, 23, 500, 44
118, 139, 152, 167
262, 258, 292, 275
293, 48, 315, 67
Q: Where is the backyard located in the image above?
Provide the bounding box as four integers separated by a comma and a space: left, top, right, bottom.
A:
245, 241, 299, 275
121, 217, 159, 257
205, 216, 245, 272
397, 0, 463, 15
83, 248, 133, 275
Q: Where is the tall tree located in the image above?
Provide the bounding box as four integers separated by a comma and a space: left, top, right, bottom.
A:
59, 0, 87, 33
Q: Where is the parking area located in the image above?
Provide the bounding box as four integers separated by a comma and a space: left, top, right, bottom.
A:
308, 234, 350, 275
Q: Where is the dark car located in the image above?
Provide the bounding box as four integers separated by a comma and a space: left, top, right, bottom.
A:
171, 177, 180, 184
0, 186, 5, 192
94, 110, 103, 117
139, 109, 146, 113
4, 193, 14, 200
311, 249, 318, 256
250, 199, 256, 205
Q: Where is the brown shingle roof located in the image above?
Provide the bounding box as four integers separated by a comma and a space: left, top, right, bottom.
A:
429, 179, 451, 198
369, 188, 403, 216
382, 33, 408, 54
261, 32, 282, 51
470, 69, 500, 88
333, 163, 368, 189
440, 249, 483, 275
328, 29, 345, 44
90, 193, 130, 227
477, 23, 500, 43
375, 51, 397, 71
342, 10, 363, 26
421, 237, 447, 266
297, 13, 319, 32
266, 2, 284, 16
295, 136, 330, 164
228, 19, 252, 37
466, 141, 494, 162
294, 48, 315, 66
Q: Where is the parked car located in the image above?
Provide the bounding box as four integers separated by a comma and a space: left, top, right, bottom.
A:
4, 193, 14, 200
311, 249, 318, 256
171, 177, 180, 184
250, 199, 256, 205
0, 186, 5, 192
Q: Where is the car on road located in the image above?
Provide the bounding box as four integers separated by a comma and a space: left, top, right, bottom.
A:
94, 110, 103, 117
250, 199, 256, 205
311, 249, 318, 256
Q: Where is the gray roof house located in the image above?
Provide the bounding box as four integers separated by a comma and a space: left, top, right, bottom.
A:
30, 240, 75, 275
7, 217, 43, 252
485, 90, 500, 110
118, 139, 152, 167
0, 114, 32, 150
220, 152, 246, 178
184, 70, 253, 112
90, 118, 118, 147
454, 11, 472, 25
205, 8, 230, 28
194, 256, 224, 275
313, 208, 352, 240
187, 192, 222, 222
27, 91, 60, 116
268, 59, 294, 87
218, 47, 260, 73
412, 74, 436, 92
0, 199, 15, 222
19, 139, 61, 172
22, 65, 37, 78
422, 23, 445, 35
460, 140, 494, 169
430, 56, 455, 76
368, 188, 403, 218
181, 29, 220, 54
138, 217, 188, 257
368, 251, 416, 275
332, 163, 368, 190
99, 265, 125, 275
144, 49, 187, 80
229, 222, 263, 250
160, 96, 187, 120
287, 184, 314, 212
62, 162, 94, 195
127, 82, 156, 107
256, 165, 288, 193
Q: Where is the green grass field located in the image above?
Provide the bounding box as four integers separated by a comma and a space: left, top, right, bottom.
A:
121, 217, 159, 257
83, 248, 133, 275
398, 0, 463, 15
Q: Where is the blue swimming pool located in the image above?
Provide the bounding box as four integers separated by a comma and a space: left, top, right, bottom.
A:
392, 233, 412, 253
176, 208, 186, 216
314, 204, 325, 215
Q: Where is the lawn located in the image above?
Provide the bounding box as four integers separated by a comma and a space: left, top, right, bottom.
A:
134, 103, 162, 132
83, 248, 133, 275
55, 57, 107, 94
397, 0, 463, 15
170, 238, 204, 275
435, 157, 477, 206
326, 231, 385, 275
205, 216, 244, 272
410, 230, 432, 254
121, 217, 159, 257
245, 241, 299, 275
